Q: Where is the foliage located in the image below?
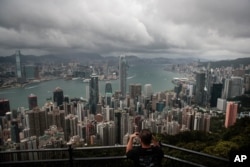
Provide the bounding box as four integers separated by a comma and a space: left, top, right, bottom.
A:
160, 116, 250, 159
204, 141, 239, 158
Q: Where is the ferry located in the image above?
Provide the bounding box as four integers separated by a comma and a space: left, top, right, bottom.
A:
172, 77, 189, 84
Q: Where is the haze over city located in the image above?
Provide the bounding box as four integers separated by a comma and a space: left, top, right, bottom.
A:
0, 0, 250, 60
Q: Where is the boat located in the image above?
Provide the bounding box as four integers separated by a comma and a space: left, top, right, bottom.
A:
72, 77, 81, 80
83, 79, 90, 83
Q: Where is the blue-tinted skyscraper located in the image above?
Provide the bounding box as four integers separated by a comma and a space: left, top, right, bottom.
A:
15, 50, 23, 83
119, 55, 127, 99
89, 73, 99, 114
105, 82, 112, 94
105, 82, 112, 107
24, 65, 39, 80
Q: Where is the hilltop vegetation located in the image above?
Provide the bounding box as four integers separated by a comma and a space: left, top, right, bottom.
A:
158, 116, 250, 159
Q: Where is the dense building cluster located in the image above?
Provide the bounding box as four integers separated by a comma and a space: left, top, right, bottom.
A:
0, 52, 250, 154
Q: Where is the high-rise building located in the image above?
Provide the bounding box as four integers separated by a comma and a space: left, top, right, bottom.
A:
217, 98, 227, 111
205, 63, 212, 106
11, 119, 20, 143
129, 84, 142, 99
76, 101, 85, 122
210, 83, 223, 107
0, 99, 10, 116
105, 93, 112, 107
245, 74, 250, 93
89, 73, 99, 115
24, 65, 39, 81
144, 84, 153, 98
225, 102, 238, 128
152, 95, 157, 112
105, 82, 112, 94
26, 108, 47, 137
204, 113, 211, 132
156, 101, 165, 112
120, 110, 129, 144
114, 111, 121, 144
119, 55, 127, 99
108, 121, 116, 145
223, 77, 243, 99
47, 108, 64, 130
97, 122, 108, 146
65, 114, 78, 139
28, 94, 38, 110
53, 87, 64, 108
15, 50, 23, 83
195, 72, 206, 105
105, 82, 113, 107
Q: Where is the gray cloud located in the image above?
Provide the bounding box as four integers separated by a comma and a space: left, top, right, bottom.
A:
0, 0, 249, 60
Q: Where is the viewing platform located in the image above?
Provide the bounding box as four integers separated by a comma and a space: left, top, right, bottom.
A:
0, 143, 229, 167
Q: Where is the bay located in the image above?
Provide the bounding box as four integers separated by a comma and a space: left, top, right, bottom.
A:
0, 64, 184, 110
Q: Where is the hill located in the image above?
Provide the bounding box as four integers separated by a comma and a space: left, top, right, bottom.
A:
202, 57, 250, 68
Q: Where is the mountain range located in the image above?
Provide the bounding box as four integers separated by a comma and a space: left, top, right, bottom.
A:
0, 52, 249, 68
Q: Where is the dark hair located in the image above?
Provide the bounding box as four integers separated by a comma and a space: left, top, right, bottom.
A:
139, 129, 152, 145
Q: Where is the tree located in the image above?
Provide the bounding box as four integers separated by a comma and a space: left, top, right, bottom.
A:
204, 141, 239, 158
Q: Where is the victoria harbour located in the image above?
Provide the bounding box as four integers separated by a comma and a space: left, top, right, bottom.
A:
0, 64, 183, 110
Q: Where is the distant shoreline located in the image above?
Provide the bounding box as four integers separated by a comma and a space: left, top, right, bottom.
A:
0, 77, 61, 90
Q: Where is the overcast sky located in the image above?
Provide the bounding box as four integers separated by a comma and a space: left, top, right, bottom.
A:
0, 0, 250, 60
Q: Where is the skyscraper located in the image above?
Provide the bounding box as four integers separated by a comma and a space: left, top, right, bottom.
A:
144, 84, 153, 98
24, 65, 39, 81
129, 84, 142, 99
15, 50, 23, 83
225, 102, 238, 128
223, 77, 243, 99
119, 55, 127, 99
89, 73, 99, 115
97, 122, 109, 146
195, 72, 206, 105
210, 83, 223, 107
105, 82, 112, 107
27, 109, 42, 137
11, 119, 20, 143
28, 94, 38, 110
114, 111, 121, 144
245, 74, 250, 93
53, 87, 64, 108
105, 82, 112, 94
0, 99, 10, 116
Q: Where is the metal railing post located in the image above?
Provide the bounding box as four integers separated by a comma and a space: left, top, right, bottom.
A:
68, 143, 73, 167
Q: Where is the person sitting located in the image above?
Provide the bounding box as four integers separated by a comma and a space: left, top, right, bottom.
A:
126, 129, 164, 167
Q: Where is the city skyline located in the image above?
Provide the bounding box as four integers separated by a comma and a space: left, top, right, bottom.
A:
0, 0, 250, 60
0, 51, 249, 167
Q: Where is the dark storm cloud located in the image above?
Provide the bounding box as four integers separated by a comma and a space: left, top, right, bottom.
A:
0, 0, 249, 60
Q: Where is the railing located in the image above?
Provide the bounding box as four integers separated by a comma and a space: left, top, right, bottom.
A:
0, 143, 229, 167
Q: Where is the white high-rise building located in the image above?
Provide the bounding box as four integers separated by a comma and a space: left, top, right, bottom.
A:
223, 77, 244, 99
77, 102, 84, 122
120, 111, 129, 144
108, 121, 116, 145
144, 84, 153, 98
217, 98, 227, 111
